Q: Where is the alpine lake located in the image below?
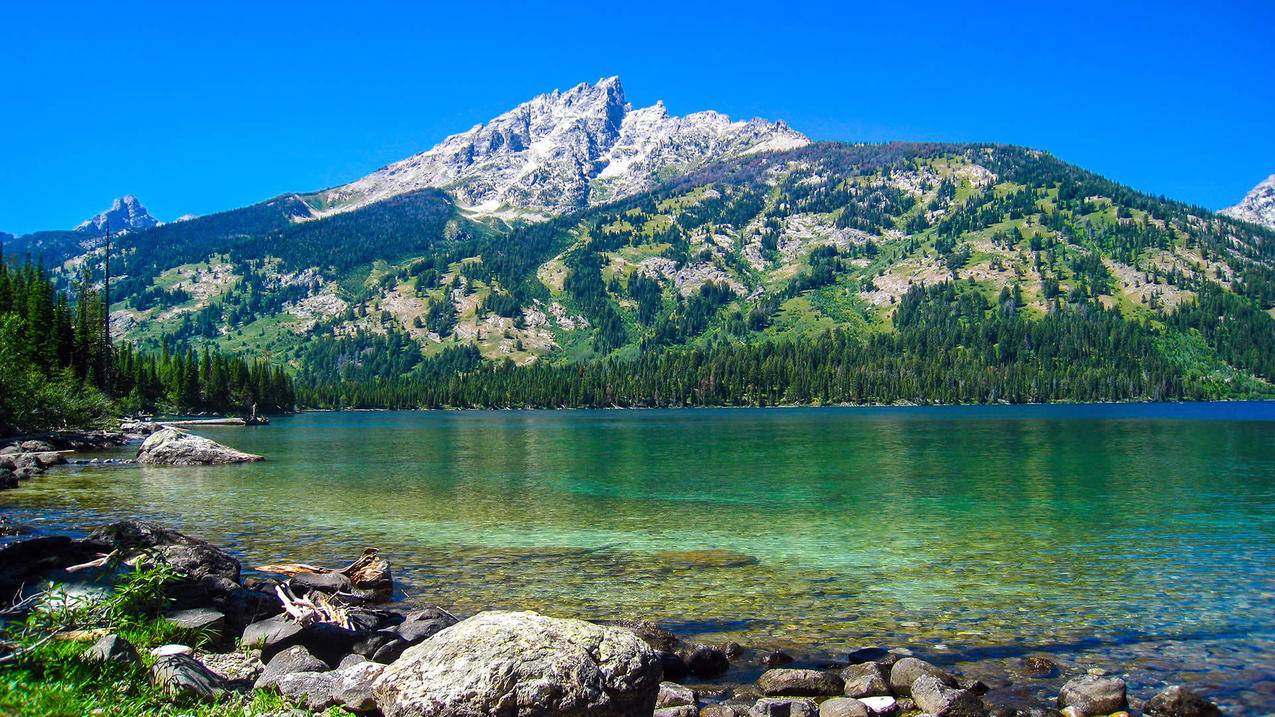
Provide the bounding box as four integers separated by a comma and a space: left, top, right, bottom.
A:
4, 403, 1273, 713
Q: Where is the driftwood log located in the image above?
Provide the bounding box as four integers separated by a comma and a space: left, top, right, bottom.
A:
256, 548, 393, 602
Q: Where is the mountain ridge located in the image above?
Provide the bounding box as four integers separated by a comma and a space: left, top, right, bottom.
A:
302, 76, 808, 220
1222, 174, 1275, 229
75, 194, 160, 235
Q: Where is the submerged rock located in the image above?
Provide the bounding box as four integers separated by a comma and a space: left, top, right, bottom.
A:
372, 610, 662, 717
680, 642, 731, 678
1145, 685, 1222, 717
136, 427, 263, 465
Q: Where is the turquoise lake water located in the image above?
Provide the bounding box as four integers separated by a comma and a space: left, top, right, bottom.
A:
3, 403, 1273, 711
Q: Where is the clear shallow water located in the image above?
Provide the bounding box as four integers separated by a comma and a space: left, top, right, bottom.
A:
4, 404, 1274, 712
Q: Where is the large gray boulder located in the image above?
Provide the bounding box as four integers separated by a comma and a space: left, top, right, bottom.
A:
136, 427, 263, 465
1057, 675, 1127, 716
372, 610, 662, 717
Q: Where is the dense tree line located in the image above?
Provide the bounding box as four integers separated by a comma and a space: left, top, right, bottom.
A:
0, 255, 113, 431
0, 252, 295, 433
298, 283, 1267, 409
112, 345, 295, 416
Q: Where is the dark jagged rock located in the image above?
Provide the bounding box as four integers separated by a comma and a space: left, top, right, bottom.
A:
657, 649, 689, 681
680, 642, 731, 679
288, 571, 351, 595
602, 618, 682, 651
84, 633, 141, 666
152, 654, 227, 699
1145, 685, 1222, 717
166, 608, 225, 643
847, 647, 892, 664
257, 619, 364, 666
352, 631, 410, 664
0, 535, 103, 601
0, 515, 29, 536
86, 520, 241, 582
392, 606, 457, 644
763, 650, 796, 668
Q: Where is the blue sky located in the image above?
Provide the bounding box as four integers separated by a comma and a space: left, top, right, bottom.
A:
1, 1, 1272, 234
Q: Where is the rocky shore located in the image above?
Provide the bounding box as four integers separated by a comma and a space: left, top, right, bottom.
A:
0, 423, 261, 491
0, 429, 138, 489
0, 518, 1226, 717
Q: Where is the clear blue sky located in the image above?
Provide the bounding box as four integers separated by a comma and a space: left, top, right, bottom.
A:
1, 1, 1272, 235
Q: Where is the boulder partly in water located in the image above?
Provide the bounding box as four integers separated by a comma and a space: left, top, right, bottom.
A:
136, 427, 262, 466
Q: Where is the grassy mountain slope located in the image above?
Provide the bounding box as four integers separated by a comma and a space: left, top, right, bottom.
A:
29, 142, 1275, 405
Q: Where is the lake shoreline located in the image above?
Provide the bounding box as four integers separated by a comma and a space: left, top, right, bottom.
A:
0, 515, 1231, 717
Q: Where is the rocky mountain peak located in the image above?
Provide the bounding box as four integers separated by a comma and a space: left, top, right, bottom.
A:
1221, 174, 1275, 229
307, 77, 809, 219
74, 194, 160, 235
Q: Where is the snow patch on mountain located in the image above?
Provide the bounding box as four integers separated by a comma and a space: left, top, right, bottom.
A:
75, 195, 160, 235
1221, 174, 1275, 229
307, 77, 808, 219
